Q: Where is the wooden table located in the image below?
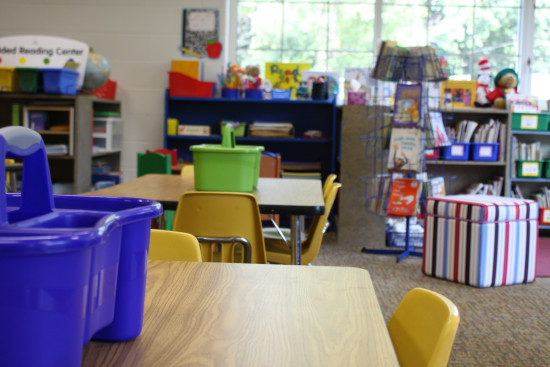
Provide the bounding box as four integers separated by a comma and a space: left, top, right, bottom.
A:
84, 175, 325, 265
81, 261, 398, 367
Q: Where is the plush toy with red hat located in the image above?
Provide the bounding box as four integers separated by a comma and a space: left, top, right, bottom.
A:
486, 68, 519, 109
475, 58, 492, 107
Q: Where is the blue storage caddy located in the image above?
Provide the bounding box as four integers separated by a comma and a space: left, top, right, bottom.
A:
41, 68, 79, 95
0, 126, 162, 367
441, 142, 470, 161
471, 142, 499, 161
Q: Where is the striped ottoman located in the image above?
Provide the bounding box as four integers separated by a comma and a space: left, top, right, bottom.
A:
423, 195, 538, 287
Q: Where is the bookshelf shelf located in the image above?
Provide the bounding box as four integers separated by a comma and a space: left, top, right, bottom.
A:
426, 160, 506, 166
163, 90, 338, 180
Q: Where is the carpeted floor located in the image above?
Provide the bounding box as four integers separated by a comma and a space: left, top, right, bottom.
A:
313, 232, 550, 366
537, 238, 550, 277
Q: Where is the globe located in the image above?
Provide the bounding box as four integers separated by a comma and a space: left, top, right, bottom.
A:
83, 51, 110, 90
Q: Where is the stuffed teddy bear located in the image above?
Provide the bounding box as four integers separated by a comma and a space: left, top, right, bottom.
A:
475, 58, 492, 107
486, 68, 519, 109
244, 65, 262, 89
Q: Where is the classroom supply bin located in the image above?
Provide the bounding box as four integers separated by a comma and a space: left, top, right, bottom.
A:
93, 78, 117, 100
0, 67, 18, 92
271, 89, 291, 100
41, 68, 79, 95
423, 195, 538, 287
386, 227, 423, 248
425, 148, 440, 160
543, 160, 550, 178
245, 88, 263, 100
539, 207, 550, 225
516, 160, 543, 178
93, 116, 123, 152
169, 71, 215, 98
470, 142, 499, 161
511, 112, 550, 131
16, 67, 42, 93
222, 88, 240, 98
441, 142, 470, 160
191, 125, 264, 192
0, 126, 163, 367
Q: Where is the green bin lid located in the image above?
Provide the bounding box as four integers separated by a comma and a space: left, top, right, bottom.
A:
191, 144, 263, 153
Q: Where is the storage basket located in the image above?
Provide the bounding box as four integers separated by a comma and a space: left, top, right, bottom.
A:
16, 67, 42, 93
0, 126, 162, 367
386, 227, 423, 249
168, 71, 215, 98
93, 78, 117, 100
516, 160, 543, 178
511, 113, 550, 131
470, 142, 499, 161
0, 67, 18, 92
41, 68, 79, 95
191, 124, 264, 192
441, 142, 470, 160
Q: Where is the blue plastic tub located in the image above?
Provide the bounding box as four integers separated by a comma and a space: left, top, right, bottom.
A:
41, 68, 79, 95
441, 142, 470, 161
0, 126, 162, 367
470, 142, 499, 161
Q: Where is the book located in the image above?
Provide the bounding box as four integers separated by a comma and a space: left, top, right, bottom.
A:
171, 59, 202, 80
426, 177, 446, 197
393, 83, 422, 126
248, 122, 294, 138
265, 62, 311, 98
425, 111, 450, 148
440, 80, 477, 108
387, 127, 423, 172
387, 178, 423, 216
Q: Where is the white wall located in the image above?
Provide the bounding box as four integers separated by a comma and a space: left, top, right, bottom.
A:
0, 0, 230, 180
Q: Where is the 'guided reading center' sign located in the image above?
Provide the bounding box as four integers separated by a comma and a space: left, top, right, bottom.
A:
0, 35, 89, 88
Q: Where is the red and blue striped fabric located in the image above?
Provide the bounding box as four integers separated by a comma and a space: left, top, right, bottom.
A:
423, 195, 538, 287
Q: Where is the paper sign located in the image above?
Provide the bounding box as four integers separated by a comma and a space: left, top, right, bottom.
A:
522, 162, 540, 176
479, 146, 493, 157
451, 145, 464, 156
520, 115, 538, 129
0, 35, 89, 88
543, 209, 550, 223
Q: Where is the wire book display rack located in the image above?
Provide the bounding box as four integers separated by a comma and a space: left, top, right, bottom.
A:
360, 50, 448, 263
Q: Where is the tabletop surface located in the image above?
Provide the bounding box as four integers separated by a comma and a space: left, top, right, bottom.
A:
84, 175, 325, 215
81, 261, 398, 367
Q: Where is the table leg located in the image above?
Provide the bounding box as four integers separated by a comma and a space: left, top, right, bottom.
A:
290, 214, 302, 265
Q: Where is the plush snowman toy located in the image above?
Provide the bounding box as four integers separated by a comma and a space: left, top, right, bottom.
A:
475, 58, 492, 107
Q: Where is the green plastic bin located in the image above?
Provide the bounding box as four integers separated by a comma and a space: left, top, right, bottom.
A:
15, 67, 41, 93
511, 113, 550, 131
191, 125, 264, 192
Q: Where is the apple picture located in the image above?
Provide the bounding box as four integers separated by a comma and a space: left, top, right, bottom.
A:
206, 39, 222, 59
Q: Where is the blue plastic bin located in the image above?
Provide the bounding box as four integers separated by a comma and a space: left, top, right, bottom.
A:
41, 68, 79, 95
0, 126, 162, 367
470, 142, 499, 161
245, 88, 263, 100
441, 142, 470, 161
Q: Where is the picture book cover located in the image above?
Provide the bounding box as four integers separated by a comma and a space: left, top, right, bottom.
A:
265, 62, 311, 98
426, 176, 446, 197
425, 111, 450, 148
387, 127, 423, 171
440, 80, 476, 108
393, 83, 422, 126
387, 178, 423, 216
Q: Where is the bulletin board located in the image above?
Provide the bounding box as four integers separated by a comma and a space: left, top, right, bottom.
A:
182, 8, 219, 57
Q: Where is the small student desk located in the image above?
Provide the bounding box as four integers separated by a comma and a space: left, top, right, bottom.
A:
81, 261, 399, 366
84, 175, 324, 265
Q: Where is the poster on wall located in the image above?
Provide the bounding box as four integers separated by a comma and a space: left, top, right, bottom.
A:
0, 35, 89, 88
182, 8, 222, 59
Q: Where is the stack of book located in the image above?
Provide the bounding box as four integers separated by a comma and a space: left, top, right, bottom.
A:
371, 41, 448, 82
464, 176, 504, 196
248, 122, 294, 138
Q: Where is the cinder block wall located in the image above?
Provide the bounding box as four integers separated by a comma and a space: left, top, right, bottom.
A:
0, 0, 230, 181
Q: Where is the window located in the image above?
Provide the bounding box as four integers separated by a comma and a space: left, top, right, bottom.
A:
237, 0, 524, 86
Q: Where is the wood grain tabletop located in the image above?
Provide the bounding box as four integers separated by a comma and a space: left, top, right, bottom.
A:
81, 261, 398, 367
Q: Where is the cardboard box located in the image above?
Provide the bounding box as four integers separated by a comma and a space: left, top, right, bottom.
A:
178, 125, 211, 136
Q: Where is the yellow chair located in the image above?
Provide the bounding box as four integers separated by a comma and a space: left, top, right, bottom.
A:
180, 164, 194, 177
263, 182, 341, 265
323, 173, 337, 198
387, 288, 460, 367
173, 191, 267, 264
149, 229, 202, 262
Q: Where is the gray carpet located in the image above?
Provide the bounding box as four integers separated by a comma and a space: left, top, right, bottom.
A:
313, 232, 550, 366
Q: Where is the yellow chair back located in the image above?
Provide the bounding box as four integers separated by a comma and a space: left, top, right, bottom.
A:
265, 181, 341, 265
387, 288, 460, 367
149, 229, 202, 262
173, 191, 267, 264
322, 173, 337, 199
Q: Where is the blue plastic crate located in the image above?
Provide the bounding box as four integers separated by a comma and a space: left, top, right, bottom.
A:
41, 68, 79, 95
386, 228, 424, 249
441, 142, 470, 161
470, 142, 499, 161
271, 89, 291, 100
0, 126, 162, 367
